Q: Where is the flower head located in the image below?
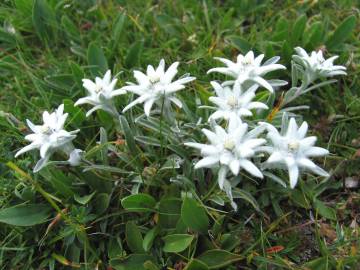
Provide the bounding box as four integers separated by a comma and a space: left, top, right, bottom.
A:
293, 47, 347, 82
264, 117, 329, 188
208, 81, 268, 121
207, 51, 286, 92
122, 59, 196, 116
75, 70, 125, 117
185, 115, 266, 189
15, 104, 80, 172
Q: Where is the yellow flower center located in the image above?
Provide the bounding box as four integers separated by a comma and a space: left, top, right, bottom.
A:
149, 74, 160, 84
95, 84, 103, 93
227, 96, 238, 107
288, 141, 300, 151
41, 125, 51, 134
224, 139, 235, 150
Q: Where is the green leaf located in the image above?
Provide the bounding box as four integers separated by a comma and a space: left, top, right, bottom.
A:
63, 99, 86, 126
87, 42, 108, 76
158, 198, 182, 229
121, 193, 156, 212
306, 21, 324, 48
94, 193, 110, 215
0, 204, 51, 226
32, 0, 57, 43
162, 234, 194, 253
197, 250, 243, 269
232, 189, 260, 211
143, 227, 159, 252
143, 260, 160, 270
291, 14, 307, 45
314, 199, 337, 220
61, 15, 80, 42
304, 256, 330, 270
74, 192, 96, 205
226, 36, 252, 53
184, 259, 209, 270
326, 15, 356, 50
181, 197, 209, 234
125, 41, 143, 68
126, 221, 145, 253
111, 254, 155, 270
113, 12, 126, 44
119, 115, 142, 167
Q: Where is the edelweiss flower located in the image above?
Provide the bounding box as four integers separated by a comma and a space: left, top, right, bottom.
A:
293, 47, 347, 82
122, 59, 196, 116
208, 81, 268, 121
15, 104, 80, 172
207, 51, 286, 92
185, 115, 266, 189
264, 117, 329, 188
75, 70, 125, 117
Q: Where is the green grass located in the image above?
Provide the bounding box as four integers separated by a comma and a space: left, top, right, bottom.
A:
0, 0, 359, 269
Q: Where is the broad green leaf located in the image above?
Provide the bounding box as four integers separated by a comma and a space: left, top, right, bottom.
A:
291, 14, 307, 45
197, 249, 243, 269
143, 227, 159, 252
184, 259, 209, 270
314, 199, 337, 220
63, 99, 86, 126
87, 42, 108, 76
94, 193, 110, 215
162, 234, 194, 253
143, 260, 160, 270
305, 21, 324, 48
232, 189, 260, 211
121, 193, 156, 212
227, 36, 252, 53
0, 204, 51, 226
181, 197, 209, 234
125, 41, 143, 68
74, 192, 96, 205
61, 15, 80, 42
326, 15, 356, 50
32, 0, 57, 43
119, 115, 142, 167
158, 198, 182, 229
126, 221, 145, 253
111, 254, 155, 270
113, 12, 126, 44
304, 256, 330, 270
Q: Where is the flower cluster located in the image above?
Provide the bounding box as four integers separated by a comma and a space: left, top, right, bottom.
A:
15, 47, 346, 210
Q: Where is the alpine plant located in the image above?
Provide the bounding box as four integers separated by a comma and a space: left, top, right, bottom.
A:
14, 48, 347, 210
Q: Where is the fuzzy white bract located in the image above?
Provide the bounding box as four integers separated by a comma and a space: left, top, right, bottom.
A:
293, 47, 347, 82
264, 117, 329, 188
122, 59, 195, 116
75, 70, 125, 117
208, 81, 268, 121
207, 51, 286, 92
15, 104, 80, 172
185, 115, 265, 189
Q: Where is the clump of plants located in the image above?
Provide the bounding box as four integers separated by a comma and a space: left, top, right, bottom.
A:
8, 46, 348, 269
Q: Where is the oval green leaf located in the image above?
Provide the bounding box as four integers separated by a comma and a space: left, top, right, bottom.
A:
121, 193, 156, 212
181, 197, 209, 234
0, 204, 51, 226
162, 234, 194, 253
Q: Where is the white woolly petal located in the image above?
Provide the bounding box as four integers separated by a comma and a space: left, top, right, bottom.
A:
229, 159, 240, 175
304, 146, 329, 157
15, 143, 39, 157
239, 159, 263, 178
144, 98, 156, 117
251, 76, 274, 92
195, 156, 219, 169
288, 165, 299, 188
218, 166, 228, 190
267, 151, 284, 163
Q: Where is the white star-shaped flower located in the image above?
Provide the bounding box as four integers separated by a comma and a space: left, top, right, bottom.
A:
75, 70, 125, 117
185, 115, 266, 189
122, 59, 196, 116
264, 117, 329, 188
207, 51, 286, 92
293, 47, 347, 82
15, 104, 80, 172
208, 80, 268, 121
